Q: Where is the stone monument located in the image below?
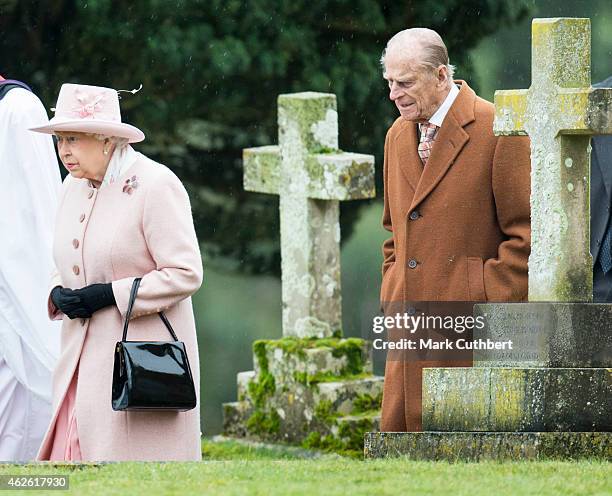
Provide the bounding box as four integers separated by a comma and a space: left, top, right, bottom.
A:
223, 92, 383, 454
365, 18, 612, 460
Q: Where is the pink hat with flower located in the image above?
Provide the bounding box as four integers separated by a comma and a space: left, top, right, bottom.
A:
30, 83, 145, 143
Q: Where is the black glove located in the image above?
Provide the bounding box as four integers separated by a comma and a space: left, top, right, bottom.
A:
50, 283, 116, 319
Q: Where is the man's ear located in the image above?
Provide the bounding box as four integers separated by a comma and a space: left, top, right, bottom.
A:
437, 65, 449, 86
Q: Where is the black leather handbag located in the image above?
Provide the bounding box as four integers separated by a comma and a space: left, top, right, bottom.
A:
111, 278, 197, 411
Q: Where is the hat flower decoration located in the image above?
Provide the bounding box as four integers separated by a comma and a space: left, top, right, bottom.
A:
73, 89, 104, 119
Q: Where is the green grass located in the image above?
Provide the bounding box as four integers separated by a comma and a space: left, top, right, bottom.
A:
0, 439, 609, 496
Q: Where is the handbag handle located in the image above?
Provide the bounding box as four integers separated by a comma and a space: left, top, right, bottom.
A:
121, 277, 180, 342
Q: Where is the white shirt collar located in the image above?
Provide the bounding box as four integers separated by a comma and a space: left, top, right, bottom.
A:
426, 83, 460, 128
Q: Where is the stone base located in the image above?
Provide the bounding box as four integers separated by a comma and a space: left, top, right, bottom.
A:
223, 336, 383, 453
423, 367, 611, 431
364, 432, 612, 461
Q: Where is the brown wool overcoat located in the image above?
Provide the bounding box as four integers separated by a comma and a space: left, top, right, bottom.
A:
379, 81, 531, 431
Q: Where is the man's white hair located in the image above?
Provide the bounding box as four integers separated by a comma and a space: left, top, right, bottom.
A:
380, 28, 455, 81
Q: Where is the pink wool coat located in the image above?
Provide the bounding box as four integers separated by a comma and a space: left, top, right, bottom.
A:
37, 153, 203, 461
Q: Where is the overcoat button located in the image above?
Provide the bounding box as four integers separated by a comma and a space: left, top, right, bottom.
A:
408, 259, 418, 269
88, 190, 94, 199
409, 211, 420, 221
79, 214, 86, 223
72, 239, 79, 249
407, 306, 416, 316
73, 265, 80, 275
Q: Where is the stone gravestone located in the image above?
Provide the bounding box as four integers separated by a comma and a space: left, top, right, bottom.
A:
223, 92, 383, 454
365, 18, 612, 460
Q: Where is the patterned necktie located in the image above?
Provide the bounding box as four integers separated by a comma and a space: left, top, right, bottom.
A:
600, 222, 612, 274
418, 122, 438, 165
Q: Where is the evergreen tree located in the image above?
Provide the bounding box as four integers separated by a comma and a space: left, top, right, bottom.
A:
0, 0, 531, 274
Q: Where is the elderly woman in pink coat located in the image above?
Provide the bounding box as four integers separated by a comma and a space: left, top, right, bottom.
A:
30, 83, 203, 461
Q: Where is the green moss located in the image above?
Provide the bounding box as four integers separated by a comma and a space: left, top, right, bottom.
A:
349, 409, 381, 419
300, 432, 361, 458
266, 337, 308, 358
338, 417, 374, 452
306, 336, 367, 375
260, 337, 366, 377
295, 370, 372, 386
317, 146, 340, 154
352, 392, 383, 414
248, 371, 276, 408
243, 336, 373, 453
293, 371, 308, 385
249, 340, 276, 408
305, 371, 372, 385
246, 409, 281, 436
313, 399, 341, 424
253, 340, 270, 371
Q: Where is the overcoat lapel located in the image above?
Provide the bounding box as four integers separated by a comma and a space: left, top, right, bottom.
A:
394, 122, 422, 193
409, 82, 476, 212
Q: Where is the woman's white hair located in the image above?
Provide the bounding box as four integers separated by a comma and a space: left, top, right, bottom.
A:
87, 133, 130, 148
381, 28, 456, 82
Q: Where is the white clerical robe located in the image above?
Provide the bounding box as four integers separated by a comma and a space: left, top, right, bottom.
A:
0, 87, 61, 461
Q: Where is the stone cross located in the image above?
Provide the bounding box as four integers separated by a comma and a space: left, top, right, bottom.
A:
494, 18, 612, 302
243, 92, 375, 338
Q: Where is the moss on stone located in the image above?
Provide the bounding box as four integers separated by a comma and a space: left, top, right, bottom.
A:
300, 431, 361, 458
264, 337, 308, 358
314, 399, 340, 424
238, 336, 377, 454
248, 371, 276, 408
253, 340, 270, 371
293, 371, 308, 385
327, 337, 365, 375
306, 371, 372, 385
246, 409, 281, 436
349, 409, 381, 419
338, 417, 374, 451
256, 337, 366, 376
352, 392, 383, 414
249, 340, 276, 408
318, 146, 340, 154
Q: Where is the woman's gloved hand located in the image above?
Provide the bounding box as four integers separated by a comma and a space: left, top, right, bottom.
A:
50, 283, 116, 319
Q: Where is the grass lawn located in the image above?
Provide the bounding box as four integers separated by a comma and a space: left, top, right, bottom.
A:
0, 438, 609, 496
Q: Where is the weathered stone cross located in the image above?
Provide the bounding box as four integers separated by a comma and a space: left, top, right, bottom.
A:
494, 18, 612, 302
243, 92, 375, 338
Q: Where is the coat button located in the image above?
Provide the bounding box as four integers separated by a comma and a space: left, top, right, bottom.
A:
88, 190, 94, 199
408, 259, 418, 269
72, 239, 79, 249
79, 214, 86, 223
407, 306, 416, 316
73, 265, 80, 275
409, 211, 420, 221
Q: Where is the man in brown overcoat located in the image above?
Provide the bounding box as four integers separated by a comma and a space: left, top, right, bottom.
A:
379, 28, 531, 431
